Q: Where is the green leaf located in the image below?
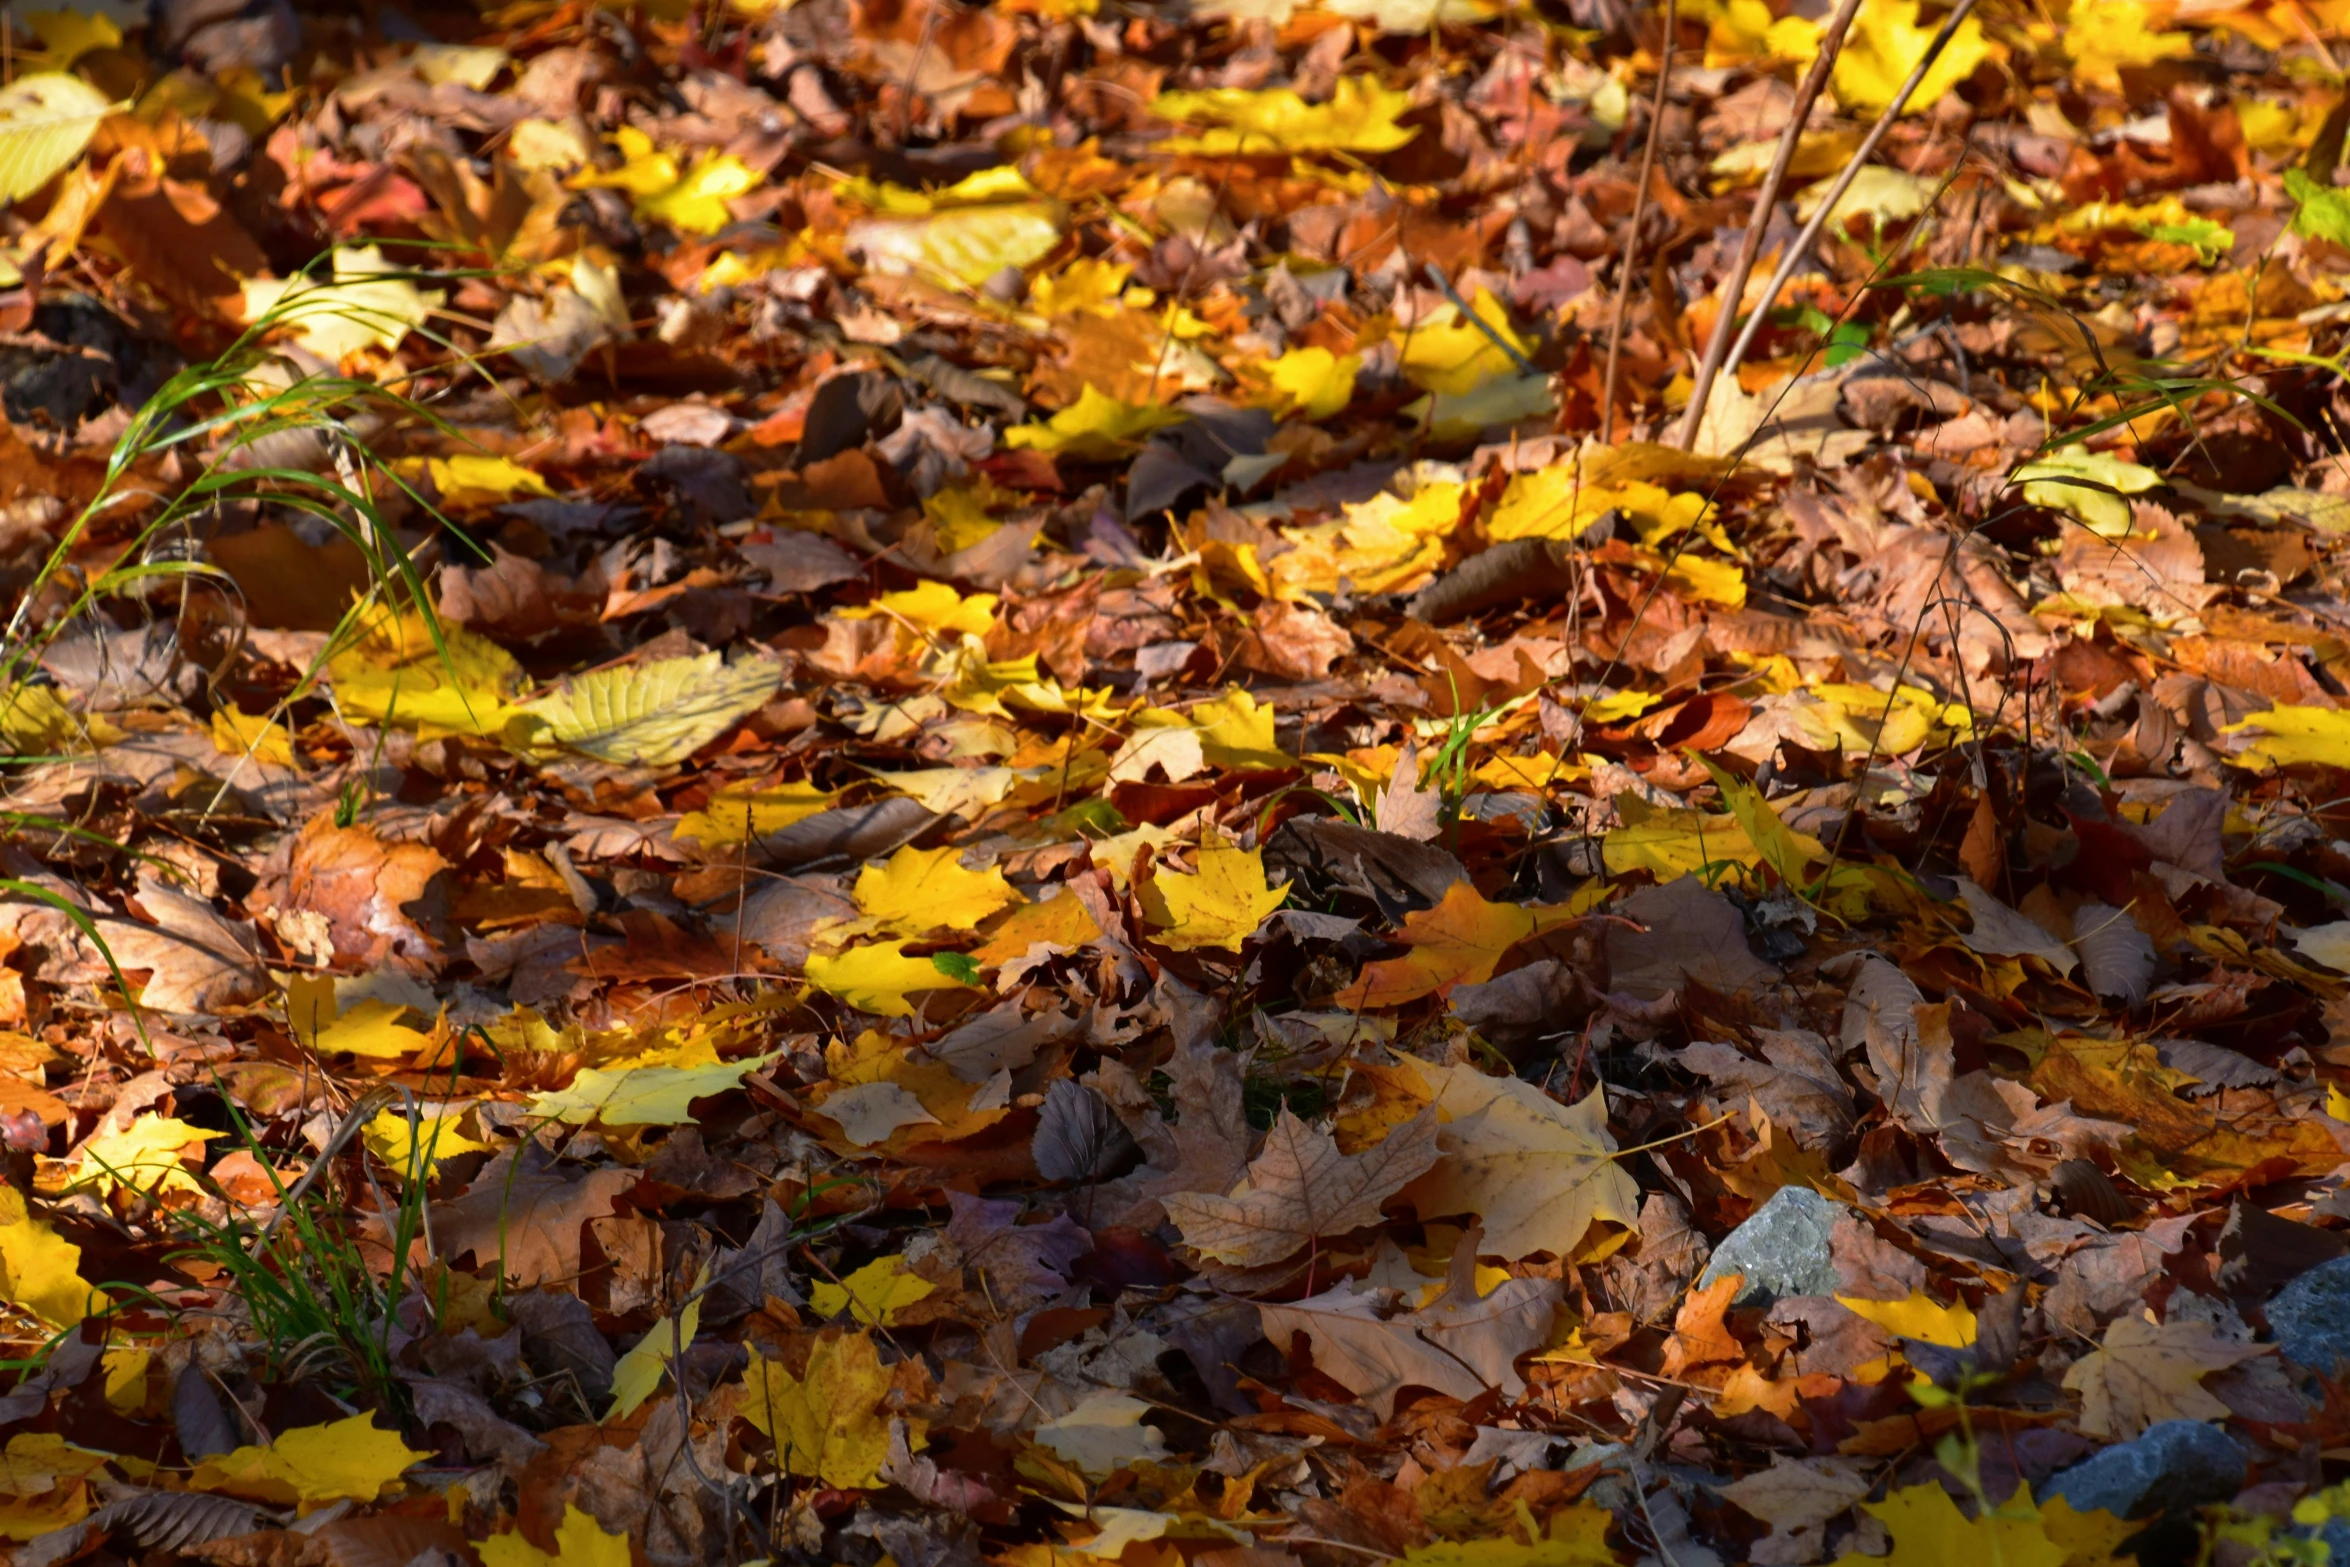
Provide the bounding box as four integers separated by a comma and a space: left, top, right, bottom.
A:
2143, 216, 2233, 265
0, 73, 118, 206
929, 951, 982, 985
2288, 166, 2350, 246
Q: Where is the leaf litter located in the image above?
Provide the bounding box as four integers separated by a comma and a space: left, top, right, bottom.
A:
13, 0, 2350, 1563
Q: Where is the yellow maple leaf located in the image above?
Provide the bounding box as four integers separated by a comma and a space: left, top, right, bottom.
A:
326, 604, 524, 740
362, 1109, 488, 1179
209, 707, 295, 767
1336, 881, 1580, 1008
1398, 289, 1535, 397
1830, 0, 1992, 116
0, 1433, 106, 1542
922, 485, 1007, 554
0, 1187, 90, 1328
1397, 1503, 1620, 1566
971, 891, 1105, 964
1836, 1291, 1978, 1347
1792, 682, 1973, 759
641, 152, 761, 235
853, 844, 1020, 935
1029, 255, 1131, 317
2065, 0, 2193, 89
2226, 704, 2350, 770
1265, 345, 1361, 420
738, 1331, 917, 1487
70, 1117, 222, 1199
1152, 75, 1419, 154
191, 1415, 428, 1513
810, 1254, 936, 1326
0, 683, 110, 758
395, 453, 556, 510
242, 244, 443, 362
1141, 840, 1289, 951
527, 1051, 779, 1127
608, 1286, 702, 1419
674, 779, 839, 846
307, 998, 433, 1060
837, 579, 999, 641
1003, 384, 1187, 459
804, 940, 978, 1016
24, 9, 119, 65
479, 1505, 632, 1567
1192, 687, 1291, 769
1830, 1483, 2064, 1567
572, 127, 761, 237
1602, 794, 1765, 881
101, 1345, 151, 1415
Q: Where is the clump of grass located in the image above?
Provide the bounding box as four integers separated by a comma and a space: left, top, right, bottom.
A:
0, 251, 488, 758
0, 260, 491, 1394
140, 1088, 437, 1409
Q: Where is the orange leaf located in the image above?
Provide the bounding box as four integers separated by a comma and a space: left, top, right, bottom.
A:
1335, 881, 1580, 1009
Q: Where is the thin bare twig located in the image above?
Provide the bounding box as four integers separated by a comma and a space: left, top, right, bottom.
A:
1675, 0, 1867, 450
1599, 0, 1678, 444
1710, 0, 1985, 398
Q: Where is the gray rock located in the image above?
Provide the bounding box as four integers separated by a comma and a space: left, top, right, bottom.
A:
2268, 1255, 2350, 1373
1694, 1186, 1843, 1307
2043, 1420, 2246, 1520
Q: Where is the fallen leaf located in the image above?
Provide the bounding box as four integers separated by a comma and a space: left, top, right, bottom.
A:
607, 1286, 700, 1419
190, 1415, 429, 1512
1257, 1226, 1561, 1417
1033, 1391, 1168, 1476
853, 843, 1020, 935
69, 1116, 221, 1199
1336, 881, 1579, 1008
1153, 77, 1419, 154
0, 73, 117, 204
2061, 1313, 2268, 1439
737, 1330, 912, 1488
1828, 0, 1990, 115
0, 1187, 90, 1328
512, 650, 781, 765
1399, 1061, 1640, 1262
479, 1505, 632, 1567
432, 1146, 638, 1287
243, 245, 444, 361
1165, 1109, 1440, 1268
95, 874, 269, 1015
809, 1253, 936, 1326
1718, 1456, 1873, 1565
1829, 1483, 2065, 1567
804, 939, 980, 1016
527, 1050, 778, 1127
1139, 839, 1289, 950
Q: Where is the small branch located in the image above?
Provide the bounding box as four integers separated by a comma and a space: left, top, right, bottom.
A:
1674, 0, 1867, 451
1600, 0, 1678, 445
1711, 0, 1986, 398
